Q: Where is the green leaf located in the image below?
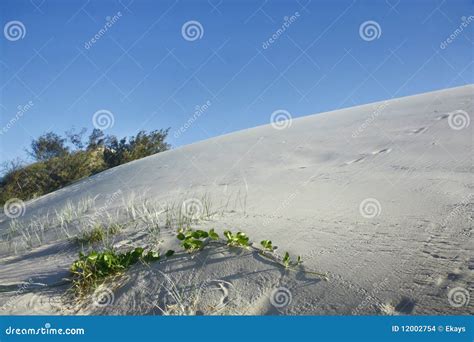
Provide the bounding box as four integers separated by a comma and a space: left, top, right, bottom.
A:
87, 251, 98, 260
144, 250, 160, 262
192, 239, 203, 248
283, 252, 290, 268
224, 230, 232, 240
209, 229, 219, 240
192, 230, 208, 239
177, 233, 185, 240
165, 250, 175, 257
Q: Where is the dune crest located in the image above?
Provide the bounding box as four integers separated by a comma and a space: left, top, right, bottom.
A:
1, 85, 473, 315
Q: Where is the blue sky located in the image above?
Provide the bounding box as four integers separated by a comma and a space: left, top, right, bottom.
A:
0, 0, 472, 163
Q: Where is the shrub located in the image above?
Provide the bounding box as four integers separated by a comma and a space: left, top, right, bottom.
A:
70, 247, 165, 295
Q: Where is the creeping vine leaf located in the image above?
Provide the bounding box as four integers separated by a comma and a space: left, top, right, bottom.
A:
209, 228, 219, 240
70, 246, 162, 296
224, 230, 250, 247
260, 240, 275, 252
282, 252, 291, 268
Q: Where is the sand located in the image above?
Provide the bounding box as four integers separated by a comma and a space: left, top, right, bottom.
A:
0, 85, 472, 315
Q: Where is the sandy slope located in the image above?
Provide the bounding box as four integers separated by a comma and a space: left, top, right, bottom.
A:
0, 85, 472, 315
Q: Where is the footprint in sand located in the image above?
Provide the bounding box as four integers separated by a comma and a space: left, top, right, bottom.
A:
345, 155, 367, 165
206, 279, 233, 310
435, 114, 449, 121
344, 148, 391, 165
371, 148, 392, 155
407, 127, 427, 135
380, 297, 416, 315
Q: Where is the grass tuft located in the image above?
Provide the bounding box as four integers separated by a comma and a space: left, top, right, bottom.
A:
75, 223, 123, 245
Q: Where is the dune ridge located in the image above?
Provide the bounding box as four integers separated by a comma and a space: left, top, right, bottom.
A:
0, 85, 472, 315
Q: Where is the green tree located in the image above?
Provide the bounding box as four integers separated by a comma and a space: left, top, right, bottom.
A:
28, 132, 69, 161
87, 128, 105, 150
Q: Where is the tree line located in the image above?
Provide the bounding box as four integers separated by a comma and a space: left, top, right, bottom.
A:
1, 127, 170, 206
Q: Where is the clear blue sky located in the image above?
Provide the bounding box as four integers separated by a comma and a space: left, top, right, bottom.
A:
0, 0, 472, 163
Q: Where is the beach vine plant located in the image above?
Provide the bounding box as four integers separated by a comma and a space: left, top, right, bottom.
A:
70, 247, 174, 296
69, 227, 326, 299
174, 228, 327, 278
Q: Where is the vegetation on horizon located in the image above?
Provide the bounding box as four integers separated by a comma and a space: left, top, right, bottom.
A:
0, 127, 170, 206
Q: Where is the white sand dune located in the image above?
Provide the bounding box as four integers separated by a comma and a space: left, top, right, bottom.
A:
0, 85, 472, 315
